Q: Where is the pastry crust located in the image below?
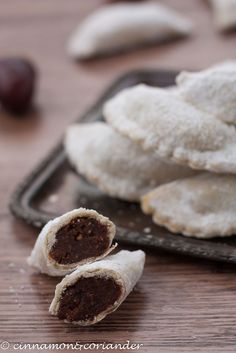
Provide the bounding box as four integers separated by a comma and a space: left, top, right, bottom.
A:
64, 122, 198, 201
104, 84, 236, 174
141, 173, 236, 239
27, 208, 116, 276
49, 250, 145, 325
176, 61, 236, 125
67, 3, 192, 59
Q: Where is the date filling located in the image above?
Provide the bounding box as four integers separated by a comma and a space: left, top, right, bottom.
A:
49, 217, 110, 264
57, 276, 122, 322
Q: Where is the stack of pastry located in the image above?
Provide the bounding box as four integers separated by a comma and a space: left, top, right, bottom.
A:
65, 61, 236, 239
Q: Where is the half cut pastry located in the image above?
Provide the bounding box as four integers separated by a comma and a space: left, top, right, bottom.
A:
141, 173, 236, 239
104, 84, 236, 174
49, 250, 145, 325
65, 122, 198, 201
28, 208, 116, 276
176, 61, 236, 125
67, 3, 192, 59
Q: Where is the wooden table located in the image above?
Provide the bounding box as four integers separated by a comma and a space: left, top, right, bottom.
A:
0, 1, 236, 352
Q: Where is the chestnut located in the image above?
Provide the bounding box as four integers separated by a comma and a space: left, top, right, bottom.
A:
0, 58, 36, 114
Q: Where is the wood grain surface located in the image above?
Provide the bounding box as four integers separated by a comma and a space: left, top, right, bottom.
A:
0, 1, 236, 352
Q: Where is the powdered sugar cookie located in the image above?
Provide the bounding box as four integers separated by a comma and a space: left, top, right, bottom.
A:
176, 61, 236, 124
65, 122, 198, 201
68, 3, 192, 59
141, 173, 236, 239
104, 84, 236, 173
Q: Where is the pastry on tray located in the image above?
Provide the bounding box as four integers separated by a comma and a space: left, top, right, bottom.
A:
176, 60, 236, 125
141, 173, 236, 239
65, 122, 198, 201
104, 83, 236, 174
67, 3, 192, 59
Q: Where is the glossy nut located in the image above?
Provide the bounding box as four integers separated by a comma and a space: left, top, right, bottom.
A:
0, 58, 36, 114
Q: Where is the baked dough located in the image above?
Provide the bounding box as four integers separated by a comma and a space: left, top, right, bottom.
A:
141, 173, 236, 239
176, 61, 236, 124
65, 122, 198, 201
104, 84, 236, 173
209, 0, 236, 31
67, 3, 192, 59
28, 208, 116, 276
49, 250, 145, 325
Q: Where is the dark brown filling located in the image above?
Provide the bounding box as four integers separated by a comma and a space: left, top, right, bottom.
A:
49, 217, 110, 265
57, 276, 122, 322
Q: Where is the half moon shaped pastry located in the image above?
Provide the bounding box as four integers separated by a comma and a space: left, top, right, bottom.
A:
67, 3, 192, 59
28, 208, 116, 276
176, 61, 236, 125
104, 84, 236, 173
141, 173, 236, 239
49, 250, 145, 325
209, 0, 236, 31
65, 122, 198, 201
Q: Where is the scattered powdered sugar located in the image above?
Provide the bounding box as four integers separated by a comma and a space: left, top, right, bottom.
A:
9, 286, 15, 293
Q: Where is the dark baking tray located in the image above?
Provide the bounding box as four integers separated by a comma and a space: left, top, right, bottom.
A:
9, 69, 236, 264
